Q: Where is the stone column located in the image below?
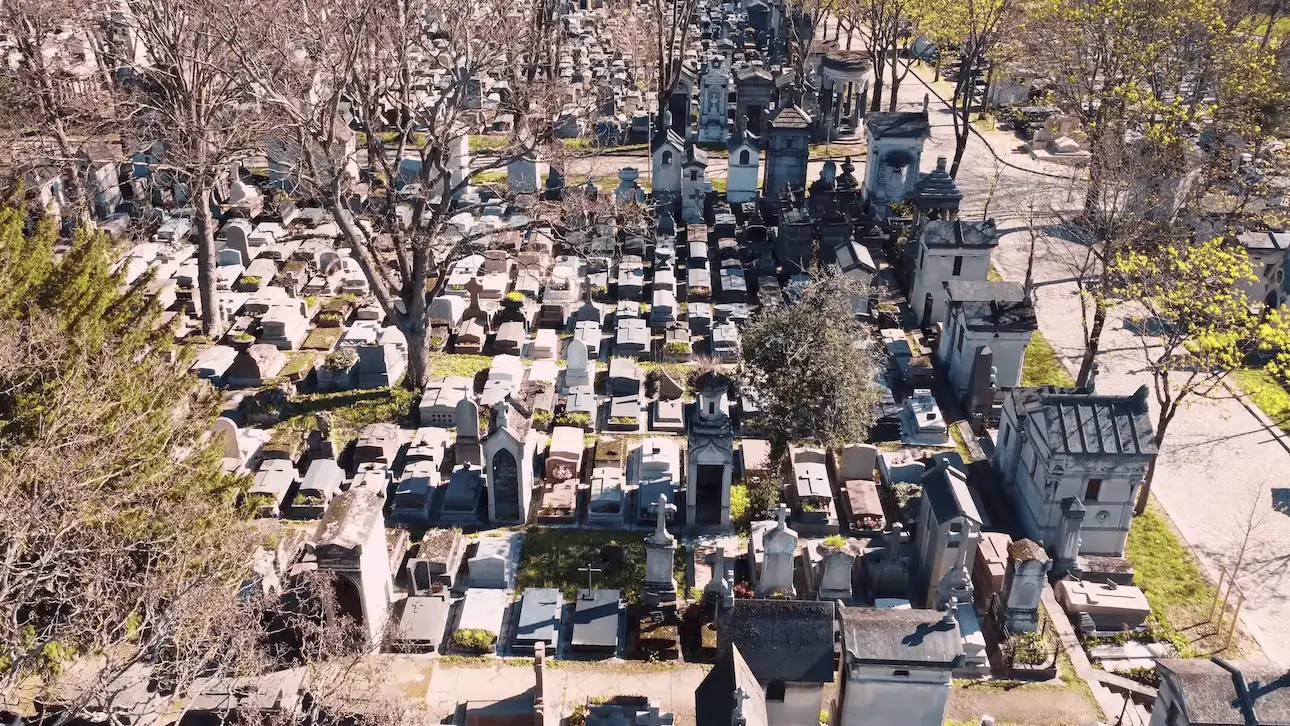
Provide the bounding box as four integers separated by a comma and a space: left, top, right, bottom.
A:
720, 464, 733, 529
1053, 496, 1085, 577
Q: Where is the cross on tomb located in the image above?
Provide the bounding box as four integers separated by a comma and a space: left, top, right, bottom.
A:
650, 493, 677, 538
578, 561, 603, 598
732, 687, 750, 717
774, 502, 789, 529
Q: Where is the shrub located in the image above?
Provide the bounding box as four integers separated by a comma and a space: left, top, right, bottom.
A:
231, 332, 254, 343
452, 628, 496, 653
1012, 630, 1049, 666
533, 409, 553, 425
239, 275, 263, 287
316, 311, 343, 325
293, 494, 324, 507
610, 416, 635, 425
323, 350, 357, 370
823, 534, 847, 548
504, 291, 525, 303
729, 484, 750, 528
555, 411, 591, 428
663, 340, 692, 354
690, 285, 711, 297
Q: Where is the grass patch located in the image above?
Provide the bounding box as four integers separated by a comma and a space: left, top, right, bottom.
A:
1022, 331, 1075, 387
471, 170, 508, 185
302, 327, 343, 351
280, 351, 319, 379
429, 353, 493, 379
948, 423, 975, 463
470, 135, 511, 152
356, 130, 427, 148
708, 178, 727, 193
1124, 499, 1215, 657
517, 528, 648, 604
273, 387, 417, 448
988, 264, 1005, 282
808, 142, 865, 160
1233, 368, 1290, 428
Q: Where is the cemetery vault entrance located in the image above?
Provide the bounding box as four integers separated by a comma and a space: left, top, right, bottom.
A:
696, 464, 724, 525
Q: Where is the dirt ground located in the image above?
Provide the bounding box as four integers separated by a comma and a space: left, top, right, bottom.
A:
947, 680, 1102, 726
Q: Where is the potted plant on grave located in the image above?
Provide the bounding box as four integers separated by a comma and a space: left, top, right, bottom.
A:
663, 340, 693, 362
316, 350, 358, 391
228, 330, 256, 350
236, 275, 264, 292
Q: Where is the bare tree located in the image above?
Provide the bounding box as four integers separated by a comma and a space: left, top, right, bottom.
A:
110, 0, 279, 336
219, 0, 645, 388
0, 0, 111, 217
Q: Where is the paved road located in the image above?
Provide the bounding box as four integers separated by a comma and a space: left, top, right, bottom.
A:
885, 66, 1290, 664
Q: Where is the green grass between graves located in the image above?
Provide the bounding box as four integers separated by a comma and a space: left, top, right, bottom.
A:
1022, 331, 1076, 387
429, 353, 494, 379
471, 170, 508, 184
517, 528, 648, 603
272, 387, 418, 449
1124, 500, 1217, 656
1232, 368, 1290, 428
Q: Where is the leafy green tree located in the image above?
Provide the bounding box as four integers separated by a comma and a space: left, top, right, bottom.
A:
1110, 236, 1274, 513
740, 271, 885, 454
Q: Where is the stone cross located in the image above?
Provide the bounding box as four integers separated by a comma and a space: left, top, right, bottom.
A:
732, 687, 749, 721
885, 522, 907, 564
650, 493, 677, 538
579, 562, 602, 597
774, 502, 789, 529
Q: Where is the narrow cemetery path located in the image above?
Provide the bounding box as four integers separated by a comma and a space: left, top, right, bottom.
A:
876, 66, 1290, 665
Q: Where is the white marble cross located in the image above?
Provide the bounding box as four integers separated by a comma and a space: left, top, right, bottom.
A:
651, 493, 677, 538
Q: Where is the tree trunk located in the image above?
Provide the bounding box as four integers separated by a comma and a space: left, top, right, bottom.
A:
1135, 413, 1172, 515
888, 55, 902, 111
1076, 303, 1107, 388
1082, 133, 1104, 221
192, 185, 222, 335
404, 324, 432, 391
948, 72, 970, 178
870, 72, 884, 112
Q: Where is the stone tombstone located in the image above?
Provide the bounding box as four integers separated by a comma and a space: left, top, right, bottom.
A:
643, 494, 679, 606
565, 338, 591, 388
839, 444, 878, 480
213, 417, 243, 460
508, 152, 539, 195
816, 540, 856, 600
935, 522, 975, 609
311, 412, 338, 459
658, 366, 685, 400
1001, 539, 1051, 634
868, 522, 911, 599
756, 504, 798, 597
456, 398, 481, 442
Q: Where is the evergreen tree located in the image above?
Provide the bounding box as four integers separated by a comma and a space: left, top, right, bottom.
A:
0, 207, 257, 716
